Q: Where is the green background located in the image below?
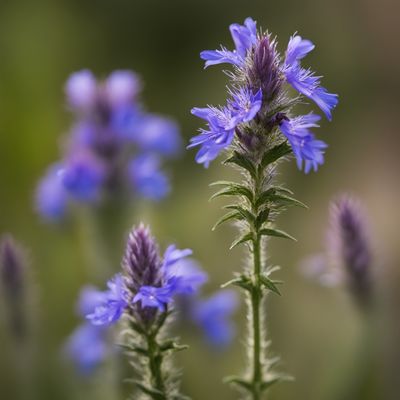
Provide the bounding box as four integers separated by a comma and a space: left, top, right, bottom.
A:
0, 0, 399, 399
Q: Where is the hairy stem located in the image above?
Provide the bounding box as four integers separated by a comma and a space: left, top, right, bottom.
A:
146, 333, 167, 399
251, 233, 263, 399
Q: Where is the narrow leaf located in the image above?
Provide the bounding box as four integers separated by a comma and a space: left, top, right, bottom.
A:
225, 205, 256, 224
260, 228, 297, 241
260, 142, 292, 169
230, 232, 254, 249
255, 208, 270, 230
212, 211, 242, 231
224, 376, 253, 392
221, 275, 252, 291
210, 184, 253, 202
268, 193, 308, 209
224, 151, 257, 178
260, 275, 282, 295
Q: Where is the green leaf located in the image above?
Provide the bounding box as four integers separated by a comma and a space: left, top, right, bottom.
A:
260, 142, 292, 169
159, 340, 188, 353
260, 275, 282, 296
260, 377, 281, 391
209, 183, 253, 203
223, 376, 253, 392
268, 193, 308, 209
224, 205, 256, 224
224, 151, 257, 179
212, 211, 242, 231
255, 208, 270, 230
133, 381, 165, 399
260, 228, 297, 241
230, 232, 254, 249
221, 275, 252, 291
118, 343, 148, 356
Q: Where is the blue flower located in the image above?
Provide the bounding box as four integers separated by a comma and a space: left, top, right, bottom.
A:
133, 285, 173, 311
61, 151, 106, 202
65, 70, 97, 111
104, 70, 141, 108
129, 114, 182, 156
284, 35, 338, 120
35, 164, 68, 221
279, 114, 327, 173
200, 18, 257, 68
87, 274, 128, 326
192, 290, 238, 348
164, 255, 208, 296
65, 323, 108, 375
133, 246, 207, 311
128, 154, 170, 200
189, 106, 236, 167
228, 87, 263, 124
77, 286, 108, 317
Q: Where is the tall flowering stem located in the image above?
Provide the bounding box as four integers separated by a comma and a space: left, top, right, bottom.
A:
189, 18, 338, 398
86, 225, 206, 399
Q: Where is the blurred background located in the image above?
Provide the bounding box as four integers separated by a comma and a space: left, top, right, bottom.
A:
0, 0, 399, 399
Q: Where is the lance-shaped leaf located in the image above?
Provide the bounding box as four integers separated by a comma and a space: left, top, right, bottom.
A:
223, 376, 253, 392
260, 228, 297, 241
209, 182, 253, 203
260, 142, 292, 169
224, 151, 257, 179
260, 274, 282, 296
159, 340, 188, 353
230, 232, 254, 249
221, 274, 252, 291
131, 381, 165, 400
268, 193, 308, 209
255, 208, 270, 230
212, 210, 243, 231
225, 204, 256, 224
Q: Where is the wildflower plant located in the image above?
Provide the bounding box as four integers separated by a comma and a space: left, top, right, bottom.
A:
36, 70, 181, 222
84, 224, 207, 399
189, 17, 338, 398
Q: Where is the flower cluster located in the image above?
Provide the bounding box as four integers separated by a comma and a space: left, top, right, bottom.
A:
86, 225, 206, 327
36, 70, 181, 221
302, 195, 373, 306
189, 17, 338, 172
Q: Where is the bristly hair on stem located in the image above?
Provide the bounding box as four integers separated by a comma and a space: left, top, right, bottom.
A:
189, 17, 338, 399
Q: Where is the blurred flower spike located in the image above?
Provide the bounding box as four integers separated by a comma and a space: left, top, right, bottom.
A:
36, 70, 182, 222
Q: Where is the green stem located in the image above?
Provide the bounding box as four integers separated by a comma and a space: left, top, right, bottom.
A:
250, 166, 264, 399
146, 333, 167, 400
251, 233, 263, 399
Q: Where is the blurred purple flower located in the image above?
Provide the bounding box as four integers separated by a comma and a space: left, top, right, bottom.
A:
192, 290, 238, 348
128, 155, 170, 200
36, 70, 181, 222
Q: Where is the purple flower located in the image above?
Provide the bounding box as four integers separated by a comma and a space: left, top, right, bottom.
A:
200, 17, 257, 68
65, 70, 97, 111
133, 245, 207, 311
228, 87, 263, 124
284, 35, 338, 120
87, 274, 128, 326
36, 164, 68, 221
37, 70, 181, 222
65, 323, 108, 375
130, 114, 182, 156
279, 114, 327, 173
164, 255, 208, 296
329, 195, 372, 305
133, 285, 172, 311
77, 286, 108, 317
104, 70, 141, 108
192, 290, 238, 348
128, 154, 170, 200
61, 151, 106, 202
